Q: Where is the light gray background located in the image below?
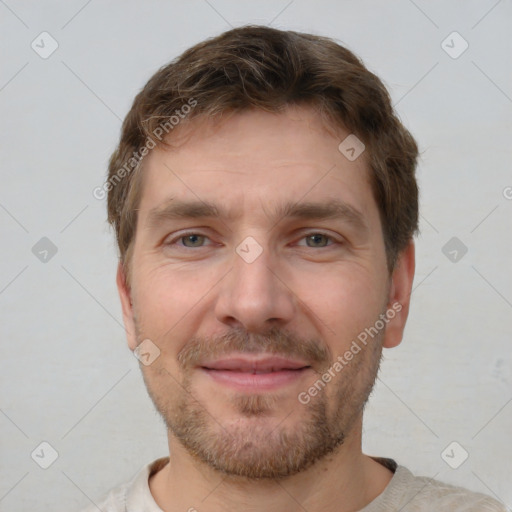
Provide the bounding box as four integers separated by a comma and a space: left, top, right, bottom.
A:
1, 1, 511, 510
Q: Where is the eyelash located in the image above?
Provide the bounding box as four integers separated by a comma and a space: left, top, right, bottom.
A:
164, 231, 340, 249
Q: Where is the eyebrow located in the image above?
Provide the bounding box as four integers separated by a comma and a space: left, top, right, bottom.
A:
145, 198, 369, 234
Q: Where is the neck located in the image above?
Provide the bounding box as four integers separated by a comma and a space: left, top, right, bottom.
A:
149, 417, 393, 512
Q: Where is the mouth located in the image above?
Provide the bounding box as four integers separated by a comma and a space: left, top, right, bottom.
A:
199, 355, 312, 391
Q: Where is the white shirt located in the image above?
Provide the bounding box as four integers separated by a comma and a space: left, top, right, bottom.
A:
79, 456, 507, 511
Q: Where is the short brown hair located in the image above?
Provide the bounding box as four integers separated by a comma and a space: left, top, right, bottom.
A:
106, 25, 419, 285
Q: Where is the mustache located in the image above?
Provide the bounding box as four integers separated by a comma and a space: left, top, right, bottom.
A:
177, 326, 331, 370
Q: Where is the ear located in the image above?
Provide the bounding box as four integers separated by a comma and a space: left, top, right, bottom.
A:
382, 240, 416, 349
116, 261, 138, 351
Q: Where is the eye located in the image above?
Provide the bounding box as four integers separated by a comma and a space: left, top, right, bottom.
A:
181, 234, 207, 247
298, 233, 335, 248
165, 232, 211, 248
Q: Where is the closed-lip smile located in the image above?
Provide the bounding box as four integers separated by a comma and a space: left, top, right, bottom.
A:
199, 355, 312, 391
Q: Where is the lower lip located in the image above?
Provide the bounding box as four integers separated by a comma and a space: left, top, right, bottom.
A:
201, 368, 311, 391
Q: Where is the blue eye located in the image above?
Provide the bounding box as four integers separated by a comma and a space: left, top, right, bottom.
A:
180, 234, 207, 247
165, 231, 338, 250
301, 233, 333, 248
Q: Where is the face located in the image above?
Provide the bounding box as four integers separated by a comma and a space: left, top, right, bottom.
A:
117, 105, 414, 479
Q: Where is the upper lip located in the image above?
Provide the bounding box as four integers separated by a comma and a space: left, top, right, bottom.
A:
200, 355, 311, 373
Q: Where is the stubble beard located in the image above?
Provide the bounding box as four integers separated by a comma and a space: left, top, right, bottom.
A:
140, 326, 384, 480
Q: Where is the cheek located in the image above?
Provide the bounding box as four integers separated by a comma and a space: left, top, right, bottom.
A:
132, 262, 219, 346
294, 265, 386, 345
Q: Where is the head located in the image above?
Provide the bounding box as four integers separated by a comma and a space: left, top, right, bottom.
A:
107, 25, 418, 479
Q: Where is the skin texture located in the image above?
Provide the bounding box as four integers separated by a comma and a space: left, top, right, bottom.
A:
117, 105, 416, 511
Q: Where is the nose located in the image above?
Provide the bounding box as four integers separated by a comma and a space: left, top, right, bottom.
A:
214, 241, 296, 333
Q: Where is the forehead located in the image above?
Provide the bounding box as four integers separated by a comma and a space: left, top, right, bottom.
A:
136, 105, 378, 228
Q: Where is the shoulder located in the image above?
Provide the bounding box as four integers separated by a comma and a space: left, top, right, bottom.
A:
77, 457, 169, 512
78, 480, 129, 512
393, 466, 507, 511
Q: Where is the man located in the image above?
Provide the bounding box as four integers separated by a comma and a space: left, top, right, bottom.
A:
85, 25, 506, 511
